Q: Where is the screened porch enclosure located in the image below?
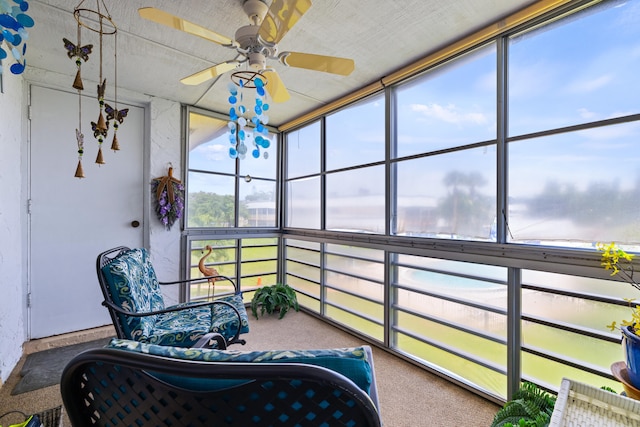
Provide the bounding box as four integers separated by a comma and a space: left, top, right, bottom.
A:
182, 0, 640, 404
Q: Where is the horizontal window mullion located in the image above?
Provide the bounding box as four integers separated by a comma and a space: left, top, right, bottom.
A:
392, 324, 507, 376
391, 303, 506, 346
324, 283, 382, 305
324, 300, 383, 327
392, 283, 506, 316
521, 313, 620, 344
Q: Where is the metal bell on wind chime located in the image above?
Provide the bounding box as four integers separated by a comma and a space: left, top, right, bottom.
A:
63, 0, 127, 178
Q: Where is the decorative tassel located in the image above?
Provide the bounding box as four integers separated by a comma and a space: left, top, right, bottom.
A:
95, 147, 105, 164
96, 111, 107, 132
73, 69, 84, 90
74, 159, 85, 178
110, 133, 120, 151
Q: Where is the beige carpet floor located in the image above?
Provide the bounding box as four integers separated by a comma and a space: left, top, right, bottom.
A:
0, 310, 500, 426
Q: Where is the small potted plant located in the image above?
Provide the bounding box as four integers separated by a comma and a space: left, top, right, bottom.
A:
250, 283, 300, 319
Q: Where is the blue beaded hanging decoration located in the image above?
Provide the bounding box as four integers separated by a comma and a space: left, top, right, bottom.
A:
227, 71, 271, 161
0, 0, 34, 75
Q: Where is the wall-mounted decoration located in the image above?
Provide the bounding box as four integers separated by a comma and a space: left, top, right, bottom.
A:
151, 166, 184, 231
0, 0, 34, 75
65, 0, 126, 178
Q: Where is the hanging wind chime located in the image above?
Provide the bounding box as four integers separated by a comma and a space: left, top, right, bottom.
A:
227, 70, 271, 161
64, 0, 127, 178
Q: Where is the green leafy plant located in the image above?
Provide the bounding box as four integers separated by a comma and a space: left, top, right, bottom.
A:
491, 382, 556, 427
250, 283, 299, 319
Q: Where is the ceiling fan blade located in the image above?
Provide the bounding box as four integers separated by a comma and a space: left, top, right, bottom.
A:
280, 52, 355, 76
262, 69, 290, 103
258, 0, 312, 45
180, 61, 240, 85
138, 7, 236, 47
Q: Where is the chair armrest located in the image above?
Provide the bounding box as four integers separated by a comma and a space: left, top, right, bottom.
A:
159, 275, 240, 294
194, 332, 228, 349
101, 299, 243, 345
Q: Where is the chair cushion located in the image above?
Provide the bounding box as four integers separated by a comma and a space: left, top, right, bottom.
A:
212, 294, 250, 335
101, 248, 165, 338
107, 338, 372, 395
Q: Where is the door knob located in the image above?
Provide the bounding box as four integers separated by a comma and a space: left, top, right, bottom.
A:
131, 220, 141, 228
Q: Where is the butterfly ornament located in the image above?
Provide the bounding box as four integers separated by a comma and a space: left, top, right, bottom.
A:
62, 38, 93, 91
105, 103, 129, 151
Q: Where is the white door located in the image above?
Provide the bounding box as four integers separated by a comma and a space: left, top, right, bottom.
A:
28, 85, 145, 338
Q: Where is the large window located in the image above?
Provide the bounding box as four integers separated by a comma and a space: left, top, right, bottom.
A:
507, 1, 640, 247
186, 110, 278, 228
279, 0, 640, 402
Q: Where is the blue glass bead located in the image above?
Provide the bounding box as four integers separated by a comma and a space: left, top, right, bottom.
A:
256, 87, 265, 96
255, 98, 263, 106
0, 47, 6, 59
263, 103, 269, 111
229, 133, 236, 143
238, 105, 246, 114
228, 95, 237, 104
10, 60, 24, 74
255, 136, 263, 146
255, 77, 264, 87
238, 129, 245, 140
252, 148, 260, 158
229, 147, 238, 158
16, 13, 33, 27
256, 124, 264, 133
2, 29, 14, 43
227, 82, 237, 93
254, 105, 262, 115
20, 1, 28, 12
262, 139, 270, 148
251, 116, 259, 125
0, 14, 18, 30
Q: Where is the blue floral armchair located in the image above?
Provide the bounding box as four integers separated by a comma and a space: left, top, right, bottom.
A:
96, 246, 249, 348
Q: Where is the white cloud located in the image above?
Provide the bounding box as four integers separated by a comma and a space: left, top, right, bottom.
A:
577, 108, 597, 119
410, 103, 488, 125
567, 74, 613, 93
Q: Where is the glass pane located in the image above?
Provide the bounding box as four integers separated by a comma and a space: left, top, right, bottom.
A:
287, 177, 320, 229
188, 112, 235, 174
325, 244, 385, 262
187, 171, 236, 227
509, 0, 640, 137
239, 177, 276, 227
326, 93, 385, 171
396, 43, 497, 157
326, 165, 385, 233
239, 132, 277, 178
287, 121, 321, 178
508, 122, 640, 246
395, 146, 496, 240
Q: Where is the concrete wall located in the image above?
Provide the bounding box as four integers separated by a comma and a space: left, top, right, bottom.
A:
0, 69, 184, 384
0, 71, 27, 383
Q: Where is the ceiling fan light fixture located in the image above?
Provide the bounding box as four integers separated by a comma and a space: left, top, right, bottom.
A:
248, 52, 267, 70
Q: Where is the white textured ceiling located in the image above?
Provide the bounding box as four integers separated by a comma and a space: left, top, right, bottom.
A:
24, 0, 538, 127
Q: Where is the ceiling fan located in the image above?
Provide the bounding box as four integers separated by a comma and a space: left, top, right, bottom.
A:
138, 0, 355, 103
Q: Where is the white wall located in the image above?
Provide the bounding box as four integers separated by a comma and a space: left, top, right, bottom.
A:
148, 98, 183, 305
0, 71, 26, 383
